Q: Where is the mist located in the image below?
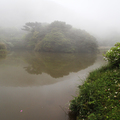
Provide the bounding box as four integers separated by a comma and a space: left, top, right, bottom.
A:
0, 0, 120, 40
0, 1, 120, 119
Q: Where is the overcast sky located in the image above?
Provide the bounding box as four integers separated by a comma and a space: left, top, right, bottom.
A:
0, 0, 120, 37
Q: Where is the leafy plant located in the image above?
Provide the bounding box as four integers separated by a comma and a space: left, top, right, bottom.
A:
103, 42, 120, 67
69, 64, 120, 119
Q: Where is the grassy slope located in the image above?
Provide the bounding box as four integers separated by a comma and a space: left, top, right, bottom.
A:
69, 65, 120, 120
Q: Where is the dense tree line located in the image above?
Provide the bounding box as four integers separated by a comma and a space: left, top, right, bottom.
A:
0, 27, 24, 49
0, 21, 98, 53
22, 21, 98, 53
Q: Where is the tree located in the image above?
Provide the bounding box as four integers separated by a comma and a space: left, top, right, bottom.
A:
35, 31, 73, 52
49, 21, 72, 33
22, 21, 98, 53
22, 22, 42, 32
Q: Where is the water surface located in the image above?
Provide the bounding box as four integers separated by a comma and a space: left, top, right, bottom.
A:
0, 51, 105, 120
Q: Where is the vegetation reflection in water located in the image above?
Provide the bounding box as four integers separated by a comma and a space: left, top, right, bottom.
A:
0, 51, 97, 87
0, 42, 7, 59
24, 51, 97, 78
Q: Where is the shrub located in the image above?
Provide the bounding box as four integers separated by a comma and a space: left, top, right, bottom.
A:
103, 42, 120, 67
69, 65, 120, 119
0, 42, 7, 50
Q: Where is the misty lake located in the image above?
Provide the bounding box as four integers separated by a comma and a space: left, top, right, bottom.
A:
0, 51, 106, 120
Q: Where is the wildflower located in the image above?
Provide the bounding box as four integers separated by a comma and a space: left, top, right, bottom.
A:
20, 110, 23, 112
108, 88, 110, 91
115, 92, 118, 94
105, 107, 107, 109
115, 81, 117, 83
114, 95, 117, 98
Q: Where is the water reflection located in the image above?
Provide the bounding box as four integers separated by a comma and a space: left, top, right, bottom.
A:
0, 51, 97, 87
0, 51, 7, 59
0, 51, 105, 120
24, 52, 97, 78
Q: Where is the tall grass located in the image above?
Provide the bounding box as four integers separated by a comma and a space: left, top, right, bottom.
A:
69, 65, 120, 119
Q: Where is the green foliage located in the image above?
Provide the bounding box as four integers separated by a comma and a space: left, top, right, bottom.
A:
22, 22, 42, 32
35, 31, 74, 52
49, 21, 72, 33
0, 27, 25, 50
69, 65, 120, 119
104, 42, 120, 67
26, 31, 40, 49
22, 21, 98, 53
88, 113, 97, 120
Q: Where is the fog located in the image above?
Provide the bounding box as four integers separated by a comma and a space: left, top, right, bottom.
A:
0, 0, 120, 38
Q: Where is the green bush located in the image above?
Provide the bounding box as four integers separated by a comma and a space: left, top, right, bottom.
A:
69, 65, 120, 119
104, 42, 120, 67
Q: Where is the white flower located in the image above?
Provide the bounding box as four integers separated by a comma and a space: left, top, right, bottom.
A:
115, 81, 117, 83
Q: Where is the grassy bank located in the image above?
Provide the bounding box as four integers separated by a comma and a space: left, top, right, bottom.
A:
69, 64, 120, 119
69, 43, 120, 119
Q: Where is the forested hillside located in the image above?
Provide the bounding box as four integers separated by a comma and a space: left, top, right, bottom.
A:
22, 21, 98, 53
0, 27, 24, 49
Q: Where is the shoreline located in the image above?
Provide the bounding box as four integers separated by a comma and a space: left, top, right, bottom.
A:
69, 64, 120, 119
